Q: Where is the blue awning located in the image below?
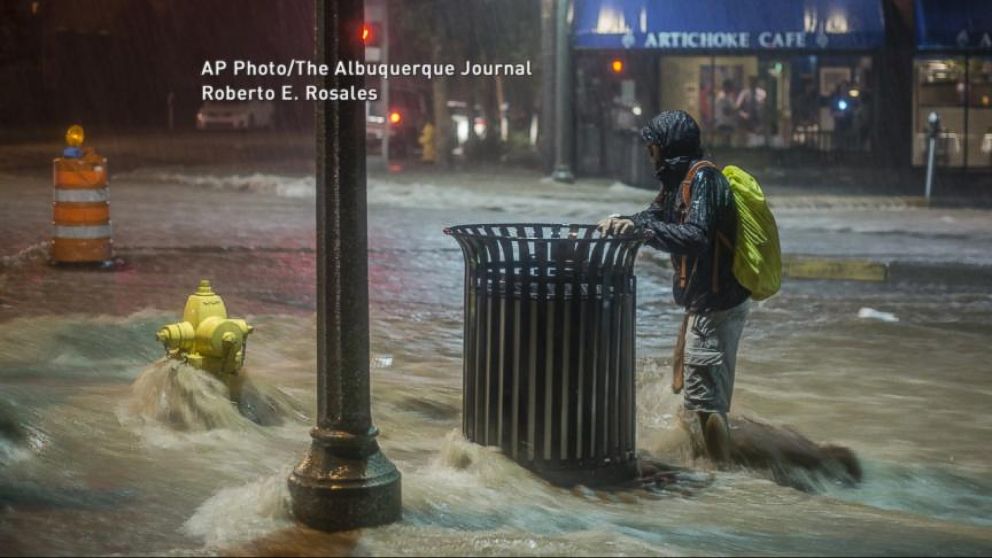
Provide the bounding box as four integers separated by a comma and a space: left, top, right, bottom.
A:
916, 0, 992, 51
573, 0, 885, 51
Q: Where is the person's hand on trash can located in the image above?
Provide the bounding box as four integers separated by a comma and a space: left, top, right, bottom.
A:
597, 214, 636, 236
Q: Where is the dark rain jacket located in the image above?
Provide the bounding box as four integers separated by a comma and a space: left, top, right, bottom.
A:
628, 161, 750, 313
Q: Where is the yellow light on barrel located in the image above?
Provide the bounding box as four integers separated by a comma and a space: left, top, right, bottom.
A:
65, 125, 85, 148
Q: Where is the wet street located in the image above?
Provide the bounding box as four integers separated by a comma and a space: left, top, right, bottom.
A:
1, 158, 991, 555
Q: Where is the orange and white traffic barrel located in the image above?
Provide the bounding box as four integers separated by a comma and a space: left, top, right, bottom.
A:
50, 125, 113, 264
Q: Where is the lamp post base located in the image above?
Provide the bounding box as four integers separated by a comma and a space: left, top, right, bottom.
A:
552, 165, 575, 183
288, 432, 401, 532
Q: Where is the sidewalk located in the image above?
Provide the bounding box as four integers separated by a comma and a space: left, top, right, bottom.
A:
368, 165, 992, 284
758, 165, 992, 209
2, 142, 990, 287
0, 130, 315, 174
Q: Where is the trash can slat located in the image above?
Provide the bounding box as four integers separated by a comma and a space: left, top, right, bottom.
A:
534, 239, 548, 462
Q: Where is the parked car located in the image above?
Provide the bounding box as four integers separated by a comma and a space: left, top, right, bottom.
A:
196, 101, 275, 130
366, 86, 429, 157
447, 100, 489, 148
364, 90, 493, 158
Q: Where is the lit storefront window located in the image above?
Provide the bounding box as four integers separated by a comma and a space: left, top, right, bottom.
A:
912, 56, 991, 168
968, 57, 992, 168
658, 55, 872, 152
913, 0, 992, 169
913, 58, 966, 167
571, 0, 886, 184
572, 0, 884, 147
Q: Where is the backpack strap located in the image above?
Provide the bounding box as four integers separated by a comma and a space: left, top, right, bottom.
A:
678, 160, 717, 219
677, 160, 717, 289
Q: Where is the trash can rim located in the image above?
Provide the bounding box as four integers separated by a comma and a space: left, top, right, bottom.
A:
443, 223, 652, 242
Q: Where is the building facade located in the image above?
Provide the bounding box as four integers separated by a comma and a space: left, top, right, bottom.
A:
913, 0, 992, 170
567, 0, 990, 187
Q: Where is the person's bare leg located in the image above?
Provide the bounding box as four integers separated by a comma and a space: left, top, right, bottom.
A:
699, 411, 731, 465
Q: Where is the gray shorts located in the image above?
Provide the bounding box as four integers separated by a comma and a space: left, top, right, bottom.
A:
683, 299, 750, 415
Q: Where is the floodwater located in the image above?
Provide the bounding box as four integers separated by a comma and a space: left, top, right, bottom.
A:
1, 169, 990, 556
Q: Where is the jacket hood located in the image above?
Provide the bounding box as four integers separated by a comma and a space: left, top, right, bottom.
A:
640, 110, 703, 159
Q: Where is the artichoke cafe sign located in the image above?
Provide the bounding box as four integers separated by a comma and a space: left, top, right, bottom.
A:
629, 31, 815, 50
575, 0, 883, 51
954, 30, 992, 50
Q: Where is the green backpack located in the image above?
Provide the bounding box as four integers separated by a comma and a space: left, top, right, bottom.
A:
678, 162, 781, 300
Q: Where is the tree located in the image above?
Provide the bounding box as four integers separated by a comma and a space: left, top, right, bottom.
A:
389, 0, 541, 167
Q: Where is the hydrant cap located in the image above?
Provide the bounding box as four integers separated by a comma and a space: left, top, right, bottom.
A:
183, 280, 227, 327
196, 279, 214, 296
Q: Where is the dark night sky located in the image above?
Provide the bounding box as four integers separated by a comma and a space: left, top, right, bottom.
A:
1, 0, 316, 130
1, 0, 542, 135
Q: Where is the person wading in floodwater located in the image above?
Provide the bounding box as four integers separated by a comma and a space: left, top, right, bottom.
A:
598, 110, 750, 465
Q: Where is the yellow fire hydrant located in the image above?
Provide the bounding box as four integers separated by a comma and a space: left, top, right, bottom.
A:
418, 122, 436, 163
156, 280, 253, 376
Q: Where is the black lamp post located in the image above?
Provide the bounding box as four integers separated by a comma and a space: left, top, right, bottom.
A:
288, 0, 402, 532
552, 0, 575, 183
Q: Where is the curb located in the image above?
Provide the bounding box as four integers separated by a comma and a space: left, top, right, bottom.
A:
768, 196, 929, 211
886, 260, 992, 286
647, 252, 992, 285
782, 256, 887, 282
783, 255, 992, 286
768, 195, 992, 210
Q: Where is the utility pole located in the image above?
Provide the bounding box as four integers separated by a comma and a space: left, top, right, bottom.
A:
288, 0, 401, 532
539, 0, 556, 174
367, 0, 389, 164
552, 0, 574, 183
381, 0, 389, 164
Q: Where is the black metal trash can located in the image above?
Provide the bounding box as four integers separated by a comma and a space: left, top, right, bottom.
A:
445, 223, 651, 486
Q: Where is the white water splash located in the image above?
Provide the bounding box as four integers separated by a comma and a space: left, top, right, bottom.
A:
124, 359, 257, 431
183, 467, 295, 548
0, 241, 47, 270
131, 172, 315, 198
118, 359, 307, 448
0, 437, 32, 466
857, 307, 899, 322
366, 179, 644, 219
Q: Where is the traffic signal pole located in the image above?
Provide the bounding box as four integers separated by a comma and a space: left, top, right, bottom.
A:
288, 0, 402, 532
552, 0, 575, 183
370, 0, 390, 164
381, 3, 390, 164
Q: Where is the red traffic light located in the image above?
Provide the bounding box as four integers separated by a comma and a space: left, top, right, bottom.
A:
610, 58, 624, 74
362, 23, 381, 45
389, 111, 402, 125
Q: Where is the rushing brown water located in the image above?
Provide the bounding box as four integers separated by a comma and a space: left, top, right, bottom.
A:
1, 171, 990, 556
